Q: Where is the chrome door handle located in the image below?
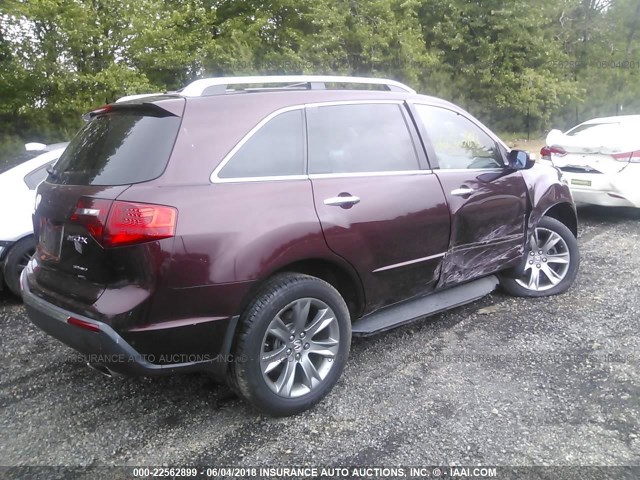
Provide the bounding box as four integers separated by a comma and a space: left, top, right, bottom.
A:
451, 187, 475, 196
324, 195, 361, 207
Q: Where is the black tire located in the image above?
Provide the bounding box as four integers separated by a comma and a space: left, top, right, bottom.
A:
3, 236, 36, 298
228, 273, 351, 416
500, 216, 579, 297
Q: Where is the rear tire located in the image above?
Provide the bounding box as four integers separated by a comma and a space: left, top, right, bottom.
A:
3, 237, 36, 298
228, 273, 351, 416
500, 216, 579, 297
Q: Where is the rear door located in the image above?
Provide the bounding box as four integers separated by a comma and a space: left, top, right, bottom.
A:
412, 103, 528, 287
307, 101, 450, 311
32, 101, 184, 304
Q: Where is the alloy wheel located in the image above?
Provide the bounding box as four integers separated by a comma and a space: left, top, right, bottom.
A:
260, 298, 340, 398
17, 248, 35, 273
516, 227, 571, 292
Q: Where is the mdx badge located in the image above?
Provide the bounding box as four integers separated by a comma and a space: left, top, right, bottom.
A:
67, 234, 89, 254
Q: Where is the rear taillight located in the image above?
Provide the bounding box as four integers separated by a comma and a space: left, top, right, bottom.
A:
70, 198, 177, 248
540, 145, 567, 160
70, 198, 111, 240
612, 150, 640, 163
105, 201, 177, 247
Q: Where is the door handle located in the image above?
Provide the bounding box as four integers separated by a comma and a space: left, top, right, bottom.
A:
451, 187, 475, 196
324, 195, 361, 207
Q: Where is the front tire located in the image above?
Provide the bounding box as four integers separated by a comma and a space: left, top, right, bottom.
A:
228, 273, 351, 416
500, 217, 579, 297
3, 237, 36, 298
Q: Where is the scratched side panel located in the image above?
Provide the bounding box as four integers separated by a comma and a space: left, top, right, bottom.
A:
435, 170, 528, 288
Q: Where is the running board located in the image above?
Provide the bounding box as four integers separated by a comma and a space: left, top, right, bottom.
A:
352, 275, 499, 336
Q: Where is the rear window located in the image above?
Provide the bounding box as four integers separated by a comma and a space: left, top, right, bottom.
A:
567, 123, 619, 137
0, 150, 45, 175
49, 110, 181, 186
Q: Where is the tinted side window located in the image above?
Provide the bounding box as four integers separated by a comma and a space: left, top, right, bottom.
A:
307, 103, 419, 174
415, 105, 503, 170
50, 111, 181, 186
218, 109, 304, 179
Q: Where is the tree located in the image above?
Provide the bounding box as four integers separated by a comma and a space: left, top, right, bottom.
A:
418, 0, 580, 132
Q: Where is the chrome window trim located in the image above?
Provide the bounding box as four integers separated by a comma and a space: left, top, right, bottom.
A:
309, 170, 432, 180
212, 175, 310, 184
433, 168, 505, 174
210, 100, 424, 184
373, 252, 446, 273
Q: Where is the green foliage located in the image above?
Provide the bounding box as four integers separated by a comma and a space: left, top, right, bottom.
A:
0, 0, 638, 155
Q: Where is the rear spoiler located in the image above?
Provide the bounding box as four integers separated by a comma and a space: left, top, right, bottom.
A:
82, 96, 184, 122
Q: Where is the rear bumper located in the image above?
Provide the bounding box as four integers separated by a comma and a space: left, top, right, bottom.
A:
560, 171, 640, 208
22, 271, 238, 378
571, 189, 638, 208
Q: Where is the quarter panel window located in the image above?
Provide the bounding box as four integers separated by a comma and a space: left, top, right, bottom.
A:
307, 103, 420, 174
218, 109, 304, 179
415, 105, 503, 170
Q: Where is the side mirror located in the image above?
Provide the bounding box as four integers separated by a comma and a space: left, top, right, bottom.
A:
508, 149, 535, 170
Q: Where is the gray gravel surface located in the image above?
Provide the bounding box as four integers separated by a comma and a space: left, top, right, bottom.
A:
1, 206, 639, 473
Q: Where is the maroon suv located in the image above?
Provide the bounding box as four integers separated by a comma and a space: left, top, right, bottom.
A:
23, 76, 579, 416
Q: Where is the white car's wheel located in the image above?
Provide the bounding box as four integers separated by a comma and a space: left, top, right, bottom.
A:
3, 236, 36, 297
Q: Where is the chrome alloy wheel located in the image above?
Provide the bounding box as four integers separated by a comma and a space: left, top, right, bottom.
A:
516, 227, 571, 292
260, 298, 340, 398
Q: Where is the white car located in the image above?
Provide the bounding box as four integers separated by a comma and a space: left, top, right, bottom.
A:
541, 115, 640, 208
0, 145, 67, 296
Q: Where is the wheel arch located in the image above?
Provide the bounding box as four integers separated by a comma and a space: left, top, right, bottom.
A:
522, 167, 577, 239
540, 202, 578, 238
271, 258, 365, 320
236, 257, 366, 321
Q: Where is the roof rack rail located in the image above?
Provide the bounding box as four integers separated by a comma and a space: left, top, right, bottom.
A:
180, 75, 416, 97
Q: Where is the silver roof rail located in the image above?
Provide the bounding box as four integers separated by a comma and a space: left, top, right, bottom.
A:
180, 75, 416, 96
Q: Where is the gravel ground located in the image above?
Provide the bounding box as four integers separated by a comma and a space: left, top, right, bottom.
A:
1, 205, 639, 475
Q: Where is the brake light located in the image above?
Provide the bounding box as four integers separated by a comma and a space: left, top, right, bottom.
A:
105, 201, 177, 247
70, 198, 177, 247
612, 150, 640, 163
82, 104, 113, 121
70, 198, 111, 240
540, 145, 567, 160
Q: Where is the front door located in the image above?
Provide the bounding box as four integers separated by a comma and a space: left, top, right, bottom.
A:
412, 104, 528, 287
307, 102, 451, 311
